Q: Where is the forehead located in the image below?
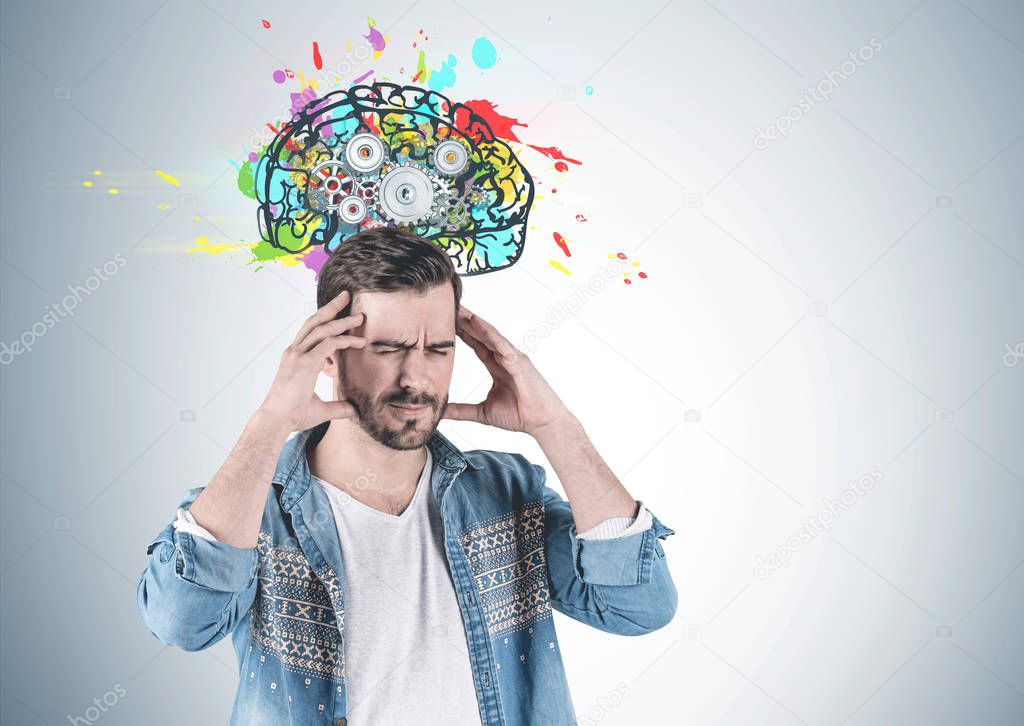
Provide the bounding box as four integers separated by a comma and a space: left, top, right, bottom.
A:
350, 285, 455, 334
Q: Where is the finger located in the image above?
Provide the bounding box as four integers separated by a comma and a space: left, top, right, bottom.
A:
310, 332, 368, 359
307, 395, 360, 425
442, 401, 483, 423
291, 290, 352, 346
457, 322, 519, 368
316, 397, 360, 421
298, 312, 365, 353
458, 310, 519, 360
456, 326, 508, 379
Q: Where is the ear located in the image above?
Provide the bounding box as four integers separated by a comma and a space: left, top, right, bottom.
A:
322, 349, 341, 377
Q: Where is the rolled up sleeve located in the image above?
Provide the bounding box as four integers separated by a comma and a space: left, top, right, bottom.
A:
136, 488, 259, 651
537, 465, 679, 635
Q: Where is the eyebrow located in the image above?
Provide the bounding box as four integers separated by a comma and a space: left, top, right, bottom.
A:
370, 339, 456, 350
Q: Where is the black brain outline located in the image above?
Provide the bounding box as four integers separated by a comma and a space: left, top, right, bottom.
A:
254, 82, 536, 276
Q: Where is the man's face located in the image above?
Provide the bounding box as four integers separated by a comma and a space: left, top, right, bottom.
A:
331, 284, 457, 450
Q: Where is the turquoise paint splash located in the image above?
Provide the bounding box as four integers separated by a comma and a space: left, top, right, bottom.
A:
428, 54, 457, 92
472, 37, 497, 69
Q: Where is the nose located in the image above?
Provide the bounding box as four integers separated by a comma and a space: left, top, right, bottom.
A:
397, 349, 432, 402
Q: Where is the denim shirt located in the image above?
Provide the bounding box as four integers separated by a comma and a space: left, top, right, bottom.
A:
136, 421, 678, 726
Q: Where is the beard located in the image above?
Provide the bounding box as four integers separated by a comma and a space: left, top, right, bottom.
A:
340, 370, 447, 451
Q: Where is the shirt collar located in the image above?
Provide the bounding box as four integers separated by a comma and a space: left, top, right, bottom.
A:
273, 421, 480, 510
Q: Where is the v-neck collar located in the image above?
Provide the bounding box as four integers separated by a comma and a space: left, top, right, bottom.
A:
313, 447, 433, 522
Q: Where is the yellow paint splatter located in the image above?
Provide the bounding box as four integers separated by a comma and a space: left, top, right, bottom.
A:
82, 181, 93, 187
108, 188, 119, 195
548, 259, 571, 275
157, 202, 170, 210
93, 170, 103, 176
188, 236, 243, 255
154, 169, 181, 187
194, 215, 201, 221
632, 260, 640, 266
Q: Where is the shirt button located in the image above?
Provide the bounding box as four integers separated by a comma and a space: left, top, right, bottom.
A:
335, 718, 347, 726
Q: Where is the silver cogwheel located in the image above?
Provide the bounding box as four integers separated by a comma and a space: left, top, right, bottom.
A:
307, 153, 355, 212
377, 162, 447, 225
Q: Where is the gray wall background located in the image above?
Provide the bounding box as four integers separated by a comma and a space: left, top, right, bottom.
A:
2, 0, 1023, 724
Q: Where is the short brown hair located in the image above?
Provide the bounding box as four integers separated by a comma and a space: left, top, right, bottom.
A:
316, 228, 463, 319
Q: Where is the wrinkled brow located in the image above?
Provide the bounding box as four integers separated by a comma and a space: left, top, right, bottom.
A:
369, 339, 456, 349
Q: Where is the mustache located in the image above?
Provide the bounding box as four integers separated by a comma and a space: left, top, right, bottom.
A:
385, 393, 436, 407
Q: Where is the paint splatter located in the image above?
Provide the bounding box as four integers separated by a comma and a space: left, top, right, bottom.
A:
428, 54, 457, 92
527, 144, 582, 166
461, 100, 526, 142
261, 19, 271, 29
352, 69, 374, 84
472, 37, 497, 69
365, 18, 386, 52
154, 169, 180, 187
554, 161, 568, 172
585, 85, 594, 95
312, 42, 323, 70
552, 232, 571, 257
575, 213, 588, 222
610, 252, 648, 283
107, 188, 119, 195
549, 260, 571, 275
82, 180, 93, 187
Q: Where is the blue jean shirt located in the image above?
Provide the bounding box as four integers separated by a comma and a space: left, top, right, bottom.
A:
136, 421, 678, 725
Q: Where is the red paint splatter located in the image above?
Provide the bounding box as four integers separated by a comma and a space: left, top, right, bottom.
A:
412, 69, 423, 82
638, 272, 648, 278
553, 232, 571, 257
266, 122, 279, 133
575, 213, 588, 222
261, 19, 271, 29
362, 112, 381, 135
624, 278, 632, 285
527, 144, 583, 166
457, 99, 527, 142
284, 68, 295, 79
313, 42, 323, 70
551, 188, 557, 193
616, 252, 627, 259
554, 161, 568, 172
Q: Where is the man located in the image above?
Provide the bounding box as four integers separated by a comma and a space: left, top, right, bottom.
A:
137, 228, 678, 726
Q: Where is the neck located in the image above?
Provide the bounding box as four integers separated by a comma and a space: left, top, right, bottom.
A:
308, 418, 429, 495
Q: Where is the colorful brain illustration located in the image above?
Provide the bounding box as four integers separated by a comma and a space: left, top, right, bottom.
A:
252, 82, 535, 275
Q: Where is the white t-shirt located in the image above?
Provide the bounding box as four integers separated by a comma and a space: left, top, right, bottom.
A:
173, 446, 653, 724
311, 447, 483, 725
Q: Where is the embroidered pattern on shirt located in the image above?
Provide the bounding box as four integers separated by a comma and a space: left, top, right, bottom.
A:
458, 501, 552, 638
250, 532, 344, 681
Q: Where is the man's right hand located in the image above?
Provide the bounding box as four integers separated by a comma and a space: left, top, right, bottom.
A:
257, 290, 367, 432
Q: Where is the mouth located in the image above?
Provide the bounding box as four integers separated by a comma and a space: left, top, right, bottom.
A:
388, 402, 431, 417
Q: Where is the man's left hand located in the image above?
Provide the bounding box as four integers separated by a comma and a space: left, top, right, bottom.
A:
442, 305, 572, 436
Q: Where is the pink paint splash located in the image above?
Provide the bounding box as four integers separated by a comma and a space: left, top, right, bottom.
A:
364, 25, 386, 51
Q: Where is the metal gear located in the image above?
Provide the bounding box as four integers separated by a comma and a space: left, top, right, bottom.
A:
439, 195, 472, 230
377, 162, 447, 225
356, 178, 379, 203
307, 154, 355, 212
